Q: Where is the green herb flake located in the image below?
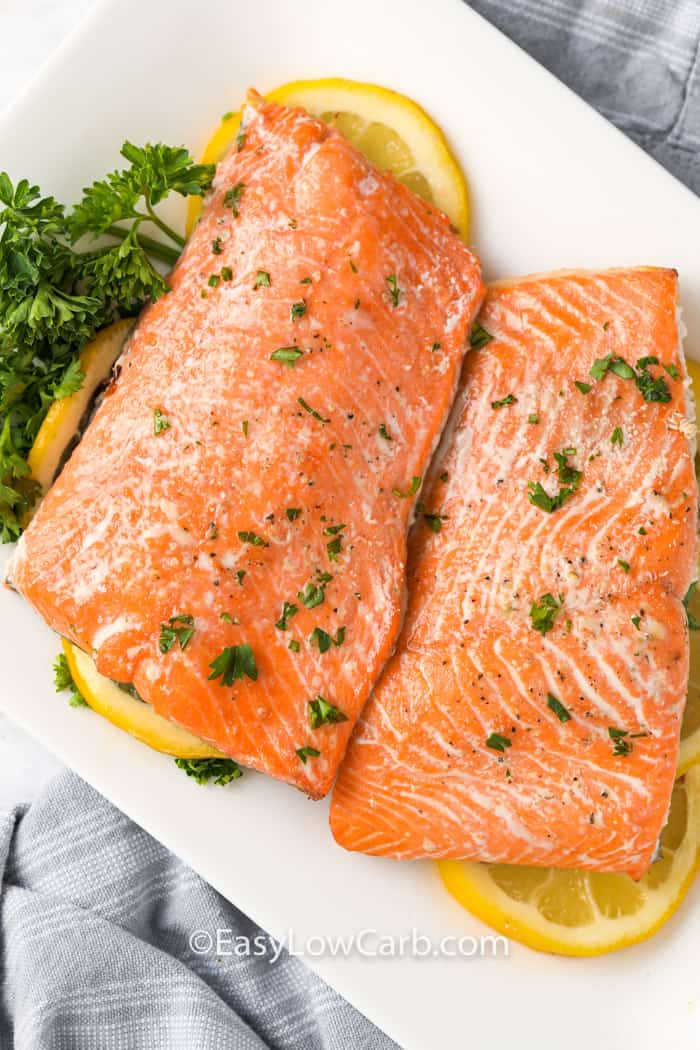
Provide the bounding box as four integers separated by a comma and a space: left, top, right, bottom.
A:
527, 414, 540, 424
491, 393, 518, 410
275, 601, 298, 631
254, 270, 271, 288
378, 423, 393, 441
309, 626, 332, 653
221, 266, 232, 281
159, 613, 195, 653
299, 276, 312, 284
290, 299, 307, 320
611, 426, 624, 447
298, 577, 329, 609
574, 381, 592, 394
212, 237, 223, 255
286, 507, 302, 521
664, 362, 679, 380
527, 449, 582, 513
153, 408, 171, 435
208, 274, 220, 288
236, 130, 246, 152
296, 745, 321, 764
529, 593, 561, 636
431, 341, 441, 352
470, 322, 493, 349
348, 258, 358, 273
236, 570, 246, 585
608, 727, 633, 756
238, 530, 268, 547
385, 274, 401, 307
309, 695, 348, 729
631, 615, 642, 631
618, 559, 630, 573
271, 346, 303, 365
392, 475, 421, 499
439, 471, 449, 483
224, 182, 245, 216
175, 757, 243, 785
486, 732, 511, 753
288, 639, 301, 652
547, 692, 571, 723
53, 653, 88, 708
424, 512, 447, 533
298, 397, 329, 424
208, 643, 258, 686
242, 419, 249, 437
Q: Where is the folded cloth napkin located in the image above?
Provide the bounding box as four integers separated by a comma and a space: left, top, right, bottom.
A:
0, 772, 396, 1049
3, 1, 700, 1047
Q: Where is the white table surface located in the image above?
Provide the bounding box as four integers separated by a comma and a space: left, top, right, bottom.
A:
0, 0, 96, 808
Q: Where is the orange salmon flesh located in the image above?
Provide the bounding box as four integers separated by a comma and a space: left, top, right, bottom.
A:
6, 94, 484, 797
330, 268, 698, 878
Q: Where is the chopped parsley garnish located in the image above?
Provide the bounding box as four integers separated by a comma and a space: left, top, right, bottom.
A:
298, 573, 332, 609
153, 408, 171, 435
236, 131, 246, 152
491, 394, 517, 410
528, 449, 582, 513
618, 559, 630, 573
439, 471, 449, 483
175, 757, 243, 785
470, 322, 493, 349
547, 692, 571, 723
288, 639, 300, 652
308, 695, 348, 729
224, 182, 245, 216
486, 732, 511, 753
238, 530, 268, 547
683, 582, 700, 630
665, 362, 679, 380
254, 270, 271, 288
611, 426, 624, 447
212, 237, 223, 254
242, 419, 249, 437
271, 346, 303, 364
299, 276, 312, 284
159, 613, 195, 653
574, 381, 592, 394
529, 593, 561, 635
631, 615, 642, 631
424, 512, 447, 533
431, 341, 441, 352
392, 475, 421, 499
326, 536, 343, 561
221, 266, 232, 281
290, 299, 307, 320
590, 354, 671, 403
220, 611, 236, 624
298, 397, 329, 424
378, 423, 393, 441
385, 274, 401, 307
208, 644, 258, 686
275, 601, 298, 631
296, 745, 321, 764
608, 727, 633, 756
309, 626, 346, 653
53, 653, 88, 707
286, 507, 302, 521
208, 274, 220, 288
236, 569, 246, 585
527, 414, 540, 424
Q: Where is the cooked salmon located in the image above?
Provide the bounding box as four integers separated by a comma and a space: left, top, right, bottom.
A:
330, 268, 698, 876
7, 93, 484, 797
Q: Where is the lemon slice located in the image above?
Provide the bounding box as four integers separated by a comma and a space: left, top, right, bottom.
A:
437, 766, 700, 956
63, 640, 226, 759
28, 319, 133, 494
186, 78, 469, 238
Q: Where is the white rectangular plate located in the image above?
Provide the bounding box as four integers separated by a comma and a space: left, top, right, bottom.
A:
2, 2, 700, 1047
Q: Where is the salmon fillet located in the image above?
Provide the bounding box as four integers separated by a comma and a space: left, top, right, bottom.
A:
330, 267, 697, 876
7, 94, 484, 797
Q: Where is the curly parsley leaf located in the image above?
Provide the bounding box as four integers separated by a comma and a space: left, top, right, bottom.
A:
174, 757, 243, 785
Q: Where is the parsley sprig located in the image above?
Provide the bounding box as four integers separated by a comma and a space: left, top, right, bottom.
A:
0, 144, 214, 541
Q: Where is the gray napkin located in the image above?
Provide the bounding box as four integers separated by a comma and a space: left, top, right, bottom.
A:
3, 1, 700, 1046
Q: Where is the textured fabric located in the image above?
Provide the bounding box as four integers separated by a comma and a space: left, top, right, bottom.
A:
3, 1, 700, 1047
0, 773, 396, 1049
